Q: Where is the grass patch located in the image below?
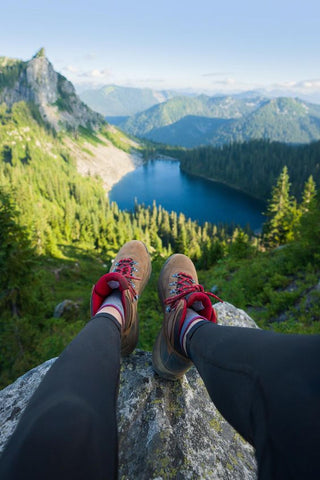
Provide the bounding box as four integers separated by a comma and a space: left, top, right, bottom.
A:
81, 146, 94, 156
77, 126, 107, 146
101, 128, 132, 152
198, 247, 320, 332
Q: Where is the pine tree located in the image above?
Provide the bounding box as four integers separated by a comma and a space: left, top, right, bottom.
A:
0, 188, 37, 315
297, 191, 320, 259
263, 166, 298, 247
300, 175, 316, 213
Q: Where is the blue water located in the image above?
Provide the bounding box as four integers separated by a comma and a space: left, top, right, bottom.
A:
109, 159, 265, 231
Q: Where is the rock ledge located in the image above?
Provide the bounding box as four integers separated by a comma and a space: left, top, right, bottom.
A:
0, 303, 257, 479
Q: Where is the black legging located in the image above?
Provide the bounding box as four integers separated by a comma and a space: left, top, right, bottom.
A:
0, 313, 121, 480
187, 322, 320, 480
0, 315, 319, 479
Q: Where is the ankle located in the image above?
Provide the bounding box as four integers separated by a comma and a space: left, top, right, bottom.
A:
97, 290, 125, 327
97, 305, 124, 327
179, 309, 208, 355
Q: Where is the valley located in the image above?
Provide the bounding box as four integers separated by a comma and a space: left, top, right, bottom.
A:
0, 50, 319, 389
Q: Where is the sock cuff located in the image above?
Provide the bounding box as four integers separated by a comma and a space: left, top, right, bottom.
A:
91, 312, 122, 333
180, 315, 206, 355
96, 303, 124, 322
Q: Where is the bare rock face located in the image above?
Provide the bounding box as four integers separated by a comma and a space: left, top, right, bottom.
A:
0, 48, 104, 131
0, 303, 258, 479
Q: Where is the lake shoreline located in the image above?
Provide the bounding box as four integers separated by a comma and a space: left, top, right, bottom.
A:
180, 166, 267, 206
110, 158, 265, 231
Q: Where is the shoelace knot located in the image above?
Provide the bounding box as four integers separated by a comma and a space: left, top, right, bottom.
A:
165, 272, 222, 312
113, 257, 140, 300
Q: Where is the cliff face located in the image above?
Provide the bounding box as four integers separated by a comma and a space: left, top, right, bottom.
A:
0, 49, 104, 131
0, 303, 257, 479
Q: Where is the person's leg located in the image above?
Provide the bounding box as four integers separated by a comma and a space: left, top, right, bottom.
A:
0, 240, 151, 480
187, 322, 320, 480
153, 253, 320, 479
0, 313, 121, 480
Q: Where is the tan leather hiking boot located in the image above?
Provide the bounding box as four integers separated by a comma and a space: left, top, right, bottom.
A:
152, 254, 222, 380
91, 240, 152, 355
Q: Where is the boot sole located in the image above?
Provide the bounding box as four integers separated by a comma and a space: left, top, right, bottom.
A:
152, 329, 189, 380
121, 241, 152, 356
152, 255, 192, 380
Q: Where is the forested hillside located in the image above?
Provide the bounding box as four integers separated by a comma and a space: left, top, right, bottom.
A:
120, 95, 320, 147
1, 102, 319, 387
0, 100, 238, 386
179, 139, 320, 200
1, 52, 319, 391
120, 95, 263, 141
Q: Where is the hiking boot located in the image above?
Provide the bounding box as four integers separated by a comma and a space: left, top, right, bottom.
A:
152, 254, 222, 380
91, 240, 152, 355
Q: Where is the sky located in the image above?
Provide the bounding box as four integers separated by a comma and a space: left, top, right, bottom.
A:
1, 0, 320, 99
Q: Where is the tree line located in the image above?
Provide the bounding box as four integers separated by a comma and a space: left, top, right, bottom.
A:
178, 139, 320, 201
1, 103, 319, 386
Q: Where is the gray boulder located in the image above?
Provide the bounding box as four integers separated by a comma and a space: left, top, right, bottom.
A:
53, 299, 79, 319
0, 303, 257, 479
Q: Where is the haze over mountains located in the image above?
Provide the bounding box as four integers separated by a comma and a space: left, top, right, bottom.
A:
80, 85, 178, 118
81, 85, 320, 148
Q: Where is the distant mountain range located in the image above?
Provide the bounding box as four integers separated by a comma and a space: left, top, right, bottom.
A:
79, 85, 179, 118
4, 53, 319, 148
118, 95, 320, 147
79, 83, 320, 147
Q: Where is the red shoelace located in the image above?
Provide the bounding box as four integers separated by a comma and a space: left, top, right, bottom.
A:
164, 272, 223, 311
113, 257, 140, 299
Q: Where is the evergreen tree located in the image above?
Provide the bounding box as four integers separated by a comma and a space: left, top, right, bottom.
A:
263, 166, 298, 247
297, 190, 320, 259
229, 229, 253, 259
300, 175, 316, 213
0, 188, 37, 315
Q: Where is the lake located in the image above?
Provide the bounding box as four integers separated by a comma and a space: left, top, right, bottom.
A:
109, 159, 265, 232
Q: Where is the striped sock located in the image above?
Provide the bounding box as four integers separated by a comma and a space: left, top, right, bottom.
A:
179, 308, 208, 355
97, 290, 124, 324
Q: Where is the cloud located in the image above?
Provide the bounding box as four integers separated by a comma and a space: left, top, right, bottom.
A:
212, 78, 237, 86
89, 69, 109, 78
202, 72, 233, 77
266, 79, 320, 93
296, 79, 320, 90
206, 77, 260, 92
69, 68, 112, 84
64, 65, 78, 73
60, 65, 112, 86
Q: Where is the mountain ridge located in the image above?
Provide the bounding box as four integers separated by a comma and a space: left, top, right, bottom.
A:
0, 49, 143, 192
79, 84, 179, 117
0, 48, 104, 132
118, 94, 320, 147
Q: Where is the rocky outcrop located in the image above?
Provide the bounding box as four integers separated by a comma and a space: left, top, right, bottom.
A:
53, 299, 79, 320
0, 49, 145, 191
0, 49, 104, 131
0, 303, 258, 479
